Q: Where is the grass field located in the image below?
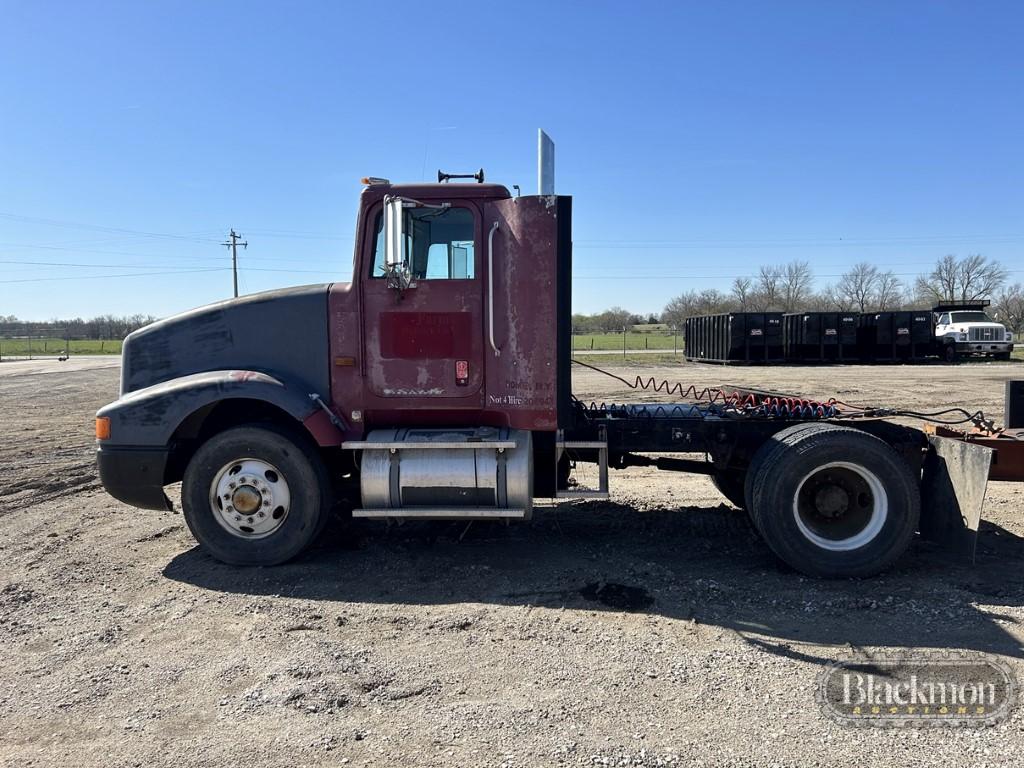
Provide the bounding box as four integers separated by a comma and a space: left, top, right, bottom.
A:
572, 332, 681, 351
0, 338, 123, 357
573, 352, 683, 365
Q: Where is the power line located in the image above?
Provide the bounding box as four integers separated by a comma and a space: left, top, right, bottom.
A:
0, 242, 339, 264
0, 212, 222, 245
0, 268, 226, 286
574, 233, 1024, 246
571, 271, 1024, 281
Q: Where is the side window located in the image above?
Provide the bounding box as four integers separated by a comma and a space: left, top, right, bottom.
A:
369, 206, 476, 280
938, 313, 950, 325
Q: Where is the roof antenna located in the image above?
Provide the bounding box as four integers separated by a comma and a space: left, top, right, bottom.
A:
438, 168, 485, 184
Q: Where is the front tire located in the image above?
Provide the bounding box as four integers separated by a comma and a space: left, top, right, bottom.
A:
181, 424, 331, 565
746, 423, 919, 578
944, 343, 958, 363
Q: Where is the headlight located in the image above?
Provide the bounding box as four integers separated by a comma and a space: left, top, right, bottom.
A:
959, 333, 968, 341
1007, 332, 1014, 342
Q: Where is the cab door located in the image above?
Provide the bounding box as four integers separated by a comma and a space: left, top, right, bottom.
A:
361, 199, 485, 406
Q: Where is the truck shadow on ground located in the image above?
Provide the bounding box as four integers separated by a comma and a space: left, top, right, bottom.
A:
163, 501, 1024, 665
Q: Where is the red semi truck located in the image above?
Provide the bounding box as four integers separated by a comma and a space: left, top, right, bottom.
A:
95, 177, 995, 577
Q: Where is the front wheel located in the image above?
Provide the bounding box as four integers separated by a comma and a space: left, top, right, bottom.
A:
181, 424, 331, 565
746, 423, 920, 578
944, 343, 958, 363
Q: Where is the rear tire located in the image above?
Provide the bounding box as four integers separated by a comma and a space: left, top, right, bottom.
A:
746, 423, 919, 578
182, 424, 332, 565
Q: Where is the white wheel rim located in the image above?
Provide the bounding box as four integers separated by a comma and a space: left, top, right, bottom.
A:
209, 458, 291, 539
792, 461, 888, 552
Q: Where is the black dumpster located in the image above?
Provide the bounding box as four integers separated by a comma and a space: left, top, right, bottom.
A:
685, 312, 784, 364
783, 312, 860, 362
858, 311, 935, 361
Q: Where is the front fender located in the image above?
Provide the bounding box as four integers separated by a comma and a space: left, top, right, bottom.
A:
97, 369, 342, 448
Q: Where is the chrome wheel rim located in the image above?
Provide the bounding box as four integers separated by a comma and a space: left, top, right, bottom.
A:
209, 458, 291, 539
792, 461, 888, 552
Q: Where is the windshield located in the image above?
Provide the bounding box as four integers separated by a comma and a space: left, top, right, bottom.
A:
950, 311, 994, 323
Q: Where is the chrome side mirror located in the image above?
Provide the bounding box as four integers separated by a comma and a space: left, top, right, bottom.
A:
384, 196, 405, 271
383, 195, 411, 290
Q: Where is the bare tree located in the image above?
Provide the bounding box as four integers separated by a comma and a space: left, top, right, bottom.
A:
731, 276, 753, 311
875, 271, 904, 310
663, 289, 737, 324
816, 284, 853, 311
836, 262, 878, 312
751, 265, 783, 311
596, 306, 634, 332
915, 254, 1008, 304
780, 260, 814, 312
662, 294, 693, 328
992, 284, 1024, 335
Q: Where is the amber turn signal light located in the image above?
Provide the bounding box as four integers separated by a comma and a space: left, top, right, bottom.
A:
95, 416, 111, 440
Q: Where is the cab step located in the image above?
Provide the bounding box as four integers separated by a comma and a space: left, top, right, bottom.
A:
555, 428, 610, 500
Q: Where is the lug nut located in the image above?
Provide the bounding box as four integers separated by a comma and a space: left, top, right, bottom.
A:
234, 515, 241, 521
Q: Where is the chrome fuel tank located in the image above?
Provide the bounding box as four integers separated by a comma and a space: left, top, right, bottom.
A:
355, 427, 532, 519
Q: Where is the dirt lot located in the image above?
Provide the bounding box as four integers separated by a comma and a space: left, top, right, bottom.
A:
2, 357, 1023, 767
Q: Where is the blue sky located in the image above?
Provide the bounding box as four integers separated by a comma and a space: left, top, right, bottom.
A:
1, 1, 1022, 320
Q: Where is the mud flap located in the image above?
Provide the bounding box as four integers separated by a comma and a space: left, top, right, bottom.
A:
920, 436, 993, 562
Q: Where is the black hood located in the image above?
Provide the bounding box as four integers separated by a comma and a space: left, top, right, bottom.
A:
120, 284, 331, 395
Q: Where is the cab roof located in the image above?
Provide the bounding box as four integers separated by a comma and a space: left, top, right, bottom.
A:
362, 182, 512, 200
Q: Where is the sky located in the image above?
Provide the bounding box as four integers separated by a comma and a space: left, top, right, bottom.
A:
1, 0, 1022, 321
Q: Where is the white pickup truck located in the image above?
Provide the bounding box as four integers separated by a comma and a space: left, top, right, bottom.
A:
934, 308, 1014, 362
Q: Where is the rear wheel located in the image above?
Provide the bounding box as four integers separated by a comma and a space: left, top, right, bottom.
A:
746, 423, 919, 578
182, 424, 332, 565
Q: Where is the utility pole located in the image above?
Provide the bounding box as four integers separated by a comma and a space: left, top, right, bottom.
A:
222, 229, 248, 298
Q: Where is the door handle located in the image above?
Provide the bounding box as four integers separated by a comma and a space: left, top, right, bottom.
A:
488, 220, 501, 356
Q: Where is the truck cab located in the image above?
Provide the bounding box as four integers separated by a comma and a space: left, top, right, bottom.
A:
934, 302, 1013, 362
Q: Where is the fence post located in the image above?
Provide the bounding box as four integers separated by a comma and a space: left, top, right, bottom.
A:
622, 326, 627, 358
673, 326, 678, 355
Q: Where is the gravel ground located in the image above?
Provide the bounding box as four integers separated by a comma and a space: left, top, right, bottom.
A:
2, 357, 1023, 767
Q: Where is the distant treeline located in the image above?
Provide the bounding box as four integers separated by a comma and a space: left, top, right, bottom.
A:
574, 254, 1024, 335
0, 314, 158, 339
